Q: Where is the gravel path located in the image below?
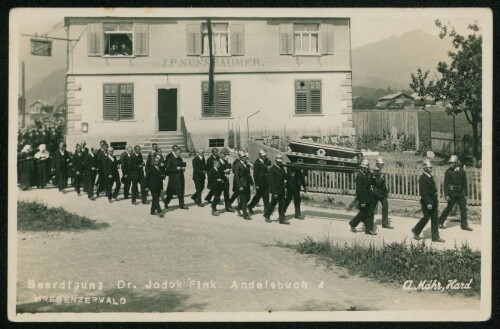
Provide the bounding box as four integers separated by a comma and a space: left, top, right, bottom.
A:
15, 186, 481, 313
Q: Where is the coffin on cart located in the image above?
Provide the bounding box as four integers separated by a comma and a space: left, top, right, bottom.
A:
284, 140, 361, 172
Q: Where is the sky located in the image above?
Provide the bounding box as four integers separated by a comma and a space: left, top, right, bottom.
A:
12, 8, 487, 91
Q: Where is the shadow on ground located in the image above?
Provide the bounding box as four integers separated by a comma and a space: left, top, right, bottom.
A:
17, 288, 207, 313
301, 210, 352, 220
289, 299, 371, 311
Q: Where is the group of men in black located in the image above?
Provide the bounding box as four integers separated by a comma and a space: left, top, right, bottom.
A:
45, 140, 307, 223
348, 155, 473, 242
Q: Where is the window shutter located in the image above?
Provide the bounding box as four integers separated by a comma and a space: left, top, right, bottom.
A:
230, 24, 244, 55
133, 24, 149, 56
279, 23, 294, 55
295, 81, 308, 114
309, 80, 322, 113
119, 84, 134, 119
217, 82, 231, 117
320, 24, 334, 55
202, 82, 215, 116
103, 84, 118, 120
88, 23, 103, 56
187, 24, 202, 56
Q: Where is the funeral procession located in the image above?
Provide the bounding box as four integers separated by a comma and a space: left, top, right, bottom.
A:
11, 8, 488, 320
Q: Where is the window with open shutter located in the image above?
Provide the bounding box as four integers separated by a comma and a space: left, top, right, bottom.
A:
295, 80, 322, 115
230, 24, 244, 55
202, 81, 231, 117
279, 23, 294, 55
187, 24, 202, 56
133, 24, 149, 56
88, 23, 103, 56
103, 83, 134, 120
320, 24, 334, 55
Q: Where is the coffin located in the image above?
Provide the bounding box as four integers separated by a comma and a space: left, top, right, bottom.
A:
285, 140, 361, 172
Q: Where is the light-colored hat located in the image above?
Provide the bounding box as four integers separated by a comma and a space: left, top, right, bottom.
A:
422, 159, 433, 168
275, 154, 283, 162
238, 150, 246, 158
376, 157, 384, 165
21, 145, 31, 153
360, 159, 370, 168
259, 149, 267, 157
448, 155, 458, 163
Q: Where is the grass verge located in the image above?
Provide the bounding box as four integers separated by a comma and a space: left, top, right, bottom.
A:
18, 201, 110, 232
287, 237, 480, 296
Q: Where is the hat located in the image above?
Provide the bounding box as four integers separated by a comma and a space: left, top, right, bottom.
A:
259, 149, 267, 157
275, 154, 283, 162
376, 157, 384, 165
360, 159, 370, 168
238, 150, 246, 158
448, 155, 458, 163
422, 159, 433, 168
373, 166, 381, 171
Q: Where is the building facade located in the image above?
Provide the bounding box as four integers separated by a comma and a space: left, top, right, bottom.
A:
64, 16, 354, 151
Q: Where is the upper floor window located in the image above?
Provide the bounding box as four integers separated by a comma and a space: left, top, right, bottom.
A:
88, 23, 148, 57
187, 23, 244, 56
202, 23, 229, 56
280, 23, 334, 56
294, 24, 319, 54
103, 23, 133, 56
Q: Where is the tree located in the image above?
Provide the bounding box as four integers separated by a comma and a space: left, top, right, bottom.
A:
409, 68, 435, 151
409, 21, 482, 163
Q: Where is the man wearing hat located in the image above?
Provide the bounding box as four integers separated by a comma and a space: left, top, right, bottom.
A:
264, 154, 290, 224
204, 148, 220, 203
438, 155, 472, 231
371, 157, 393, 229
349, 159, 377, 235
284, 166, 307, 220
248, 150, 270, 214
233, 151, 252, 219
412, 159, 444, 242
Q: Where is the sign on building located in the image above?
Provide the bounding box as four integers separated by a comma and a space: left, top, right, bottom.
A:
30, 39, 52, 56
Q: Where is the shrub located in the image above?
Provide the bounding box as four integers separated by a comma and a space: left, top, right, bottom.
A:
356, 134, 381, 150
292, 237, 480, 296
18, 201, 109, 232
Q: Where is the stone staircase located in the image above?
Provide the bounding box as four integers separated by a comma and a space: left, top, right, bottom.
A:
140, 132, 186, 155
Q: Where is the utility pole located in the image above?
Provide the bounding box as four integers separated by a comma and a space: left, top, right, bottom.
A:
21, 61, 26, 128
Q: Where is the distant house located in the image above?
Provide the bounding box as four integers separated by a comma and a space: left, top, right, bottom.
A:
24, 100, 51, 127
376, 92, 414, 109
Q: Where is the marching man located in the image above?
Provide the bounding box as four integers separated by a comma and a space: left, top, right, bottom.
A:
349, 159, 377, 235
371, 157, 393, 229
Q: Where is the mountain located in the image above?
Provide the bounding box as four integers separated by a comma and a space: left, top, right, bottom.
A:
352, 30, 451, 89
25, 68, 66, 109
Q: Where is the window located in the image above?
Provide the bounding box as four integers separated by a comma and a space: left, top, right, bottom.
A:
202, 23, 229, 56
294, 24, 319, 54
88, 23, 148, 57
110, 141, 127, 151
103, 83, 134, 120
280, 23, 334, 55
209, 139, 225, 147
295, 80, 322, 114
187, 23, 244, 56
201, 81, 231, 117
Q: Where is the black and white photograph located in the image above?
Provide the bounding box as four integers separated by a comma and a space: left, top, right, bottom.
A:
8, 7, 492, 322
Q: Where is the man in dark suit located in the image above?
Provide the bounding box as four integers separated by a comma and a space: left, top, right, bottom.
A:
104, 147, 121, 202
438, 155, 472, 231
120, 145, 133, 199
130, 145, 148, 205
218, 151, 234, 212
264, 154, 289, 224
147, 157, 164, 215
204, 148, 220, 203
234, 152, 253, 220
83, 147, 98, 200
164, 147, 188, 210
191, 148, 206, 207
248, 150, 270, 214
52, 141, 71, 192
349, 159, 377, 235
80, 140, 89, 157
164, 144, 178, 164
371, 157, 393, 229
72, 144, 85, 195
207, 159, 224, 216
284, 167, 307, 220
228, 151, 242, 209
412, 159, 444, 242
95, 140, 108, 196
